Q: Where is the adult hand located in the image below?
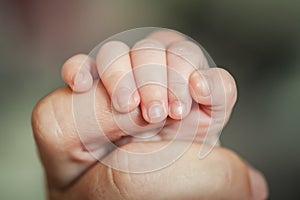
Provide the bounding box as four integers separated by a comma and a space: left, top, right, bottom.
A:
32, 30, 268, 199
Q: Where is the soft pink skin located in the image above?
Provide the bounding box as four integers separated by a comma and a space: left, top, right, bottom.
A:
62, 31, 236, 124
32, 30, 268, 199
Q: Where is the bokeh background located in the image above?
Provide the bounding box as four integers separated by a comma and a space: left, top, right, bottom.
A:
0, 0, 299, 199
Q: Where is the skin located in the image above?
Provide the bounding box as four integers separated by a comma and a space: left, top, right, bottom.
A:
32, 30, 268, 199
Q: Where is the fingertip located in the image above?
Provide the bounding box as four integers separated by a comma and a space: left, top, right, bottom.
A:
112, 88, 140, 113
61, 60, 74, 87
169, 101, 188, 120
189, 70, 211, 103
62, 54, 96, 92
249, 167, 269, 200
131, 39, 168, 124
217, 68, 238, 104
142, 101, 167, 124
73, 69, 94, 92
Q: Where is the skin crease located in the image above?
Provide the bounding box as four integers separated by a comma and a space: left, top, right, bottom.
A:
96, 41, 140, 113
130, 39, 169, 123
32, 30, 268, 199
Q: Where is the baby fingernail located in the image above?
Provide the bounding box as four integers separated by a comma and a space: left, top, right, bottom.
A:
192, 72, 211, 97
74, 70, 91, 91
198, 75, 210, 97
75, 70, 85, 86
170, 101, 185, 118
148, 102, 165, 123
114, 87, 132, 111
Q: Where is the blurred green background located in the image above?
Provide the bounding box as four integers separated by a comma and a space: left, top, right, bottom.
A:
0, 0, 299, 199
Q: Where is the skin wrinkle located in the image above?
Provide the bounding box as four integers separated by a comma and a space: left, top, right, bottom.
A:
114, 148, 132, 199
56, 163, 99, 200
50, 97, 64, 141
93, 168, 103, 200
59, 163, 97, 193
123, 152, 132, 199
194, 68, 237, 133
52, 89, 79, 143
33, 97, 79, 192
31, 99, 48, 143
51, 91, 92, 163
222, 150, 251, 200
220, 157, 234, 196
109, 145, 158, 200
198, 150, 229, 199
101, 69, 130, 87
33, 28, 266, 199
107, 147, 134, 199
93, 167, 111, 200
108, 167, 124, 199
31, 100, 62, 194
45, 90, 95, 192
33, 96, 62, 143
94, 84, 118, 138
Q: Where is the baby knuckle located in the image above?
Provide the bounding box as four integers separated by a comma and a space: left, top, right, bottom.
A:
168, 40, 205, 67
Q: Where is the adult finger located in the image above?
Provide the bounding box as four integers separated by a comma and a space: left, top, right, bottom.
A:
31, 82, 160, 190
56, 142, 268, 200
96, 41, 140, 113
61, 54, 98, 92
